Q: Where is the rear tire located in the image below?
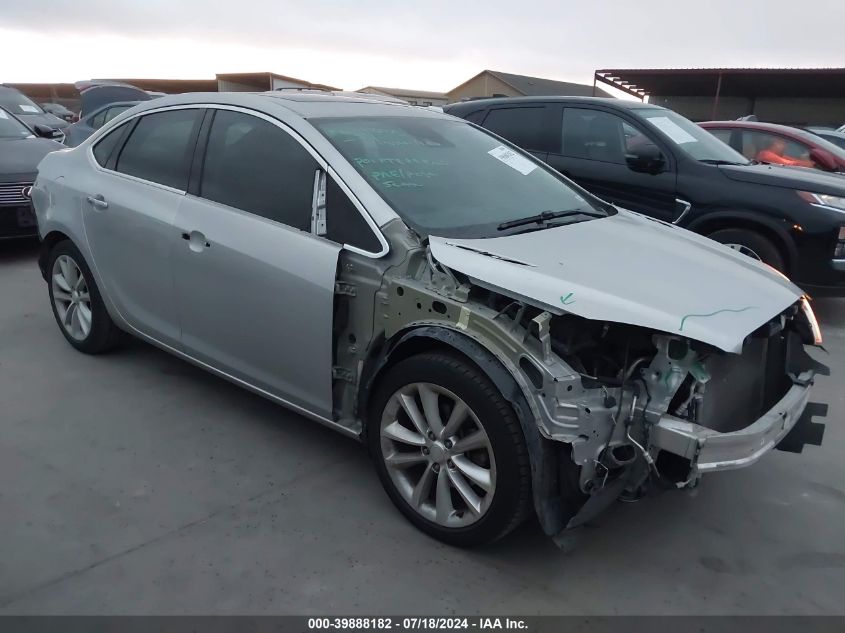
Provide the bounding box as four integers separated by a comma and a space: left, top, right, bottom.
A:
47, 240, 121, 354
708, 228, 785, 272
368, 351, 531, 546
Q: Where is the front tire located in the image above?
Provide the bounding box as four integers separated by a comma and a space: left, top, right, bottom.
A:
47, 240, 121, 354
708, 228, 785, 272
368, 351, 531, 546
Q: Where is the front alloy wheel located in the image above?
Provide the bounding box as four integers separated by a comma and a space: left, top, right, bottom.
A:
380, 382, 496, 528
369, 352, 531, 546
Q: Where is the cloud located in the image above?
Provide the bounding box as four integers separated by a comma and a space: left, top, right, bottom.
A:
2, 0, 844, 88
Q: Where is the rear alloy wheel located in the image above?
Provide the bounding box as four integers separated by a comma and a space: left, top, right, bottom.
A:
47, 240, 121, 354
369, 352, 531, 546
708, 228, 785, 272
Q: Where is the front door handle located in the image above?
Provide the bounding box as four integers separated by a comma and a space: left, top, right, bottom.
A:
181, 230, 210, 251
86, 194, 108, 209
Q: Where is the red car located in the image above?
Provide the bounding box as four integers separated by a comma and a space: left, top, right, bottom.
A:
700, 120, 845, 175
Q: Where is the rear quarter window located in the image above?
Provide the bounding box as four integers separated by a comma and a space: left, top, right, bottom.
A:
92, 124, 127, 167
482, 107, 546, 152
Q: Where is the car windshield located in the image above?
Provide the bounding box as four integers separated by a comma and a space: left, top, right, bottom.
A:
0, 89, 45, 116
0, 107, 34, 139
312, 116, 609, 238
639, 108, 750, 164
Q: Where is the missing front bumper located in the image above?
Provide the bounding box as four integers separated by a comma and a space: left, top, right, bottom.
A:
651, 370, 825, 474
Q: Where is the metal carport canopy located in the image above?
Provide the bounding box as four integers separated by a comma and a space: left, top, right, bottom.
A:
594, 68, 845, 100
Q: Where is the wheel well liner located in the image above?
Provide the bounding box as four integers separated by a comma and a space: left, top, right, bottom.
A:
359, 325, 570, 536
686, 211, 796, 273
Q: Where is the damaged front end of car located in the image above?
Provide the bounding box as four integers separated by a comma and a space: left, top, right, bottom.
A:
350, 218, 829, 542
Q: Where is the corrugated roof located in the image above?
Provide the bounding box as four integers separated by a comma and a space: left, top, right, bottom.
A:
595, 68, 845, 99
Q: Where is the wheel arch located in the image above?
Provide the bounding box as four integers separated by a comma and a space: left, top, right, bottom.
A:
38, 230, 74, 281
358, 325, 569, 536
686, 210, 798, 273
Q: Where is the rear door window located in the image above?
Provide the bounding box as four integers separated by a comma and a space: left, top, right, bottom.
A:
482, 106, 546, 152
116, 109, 202, 190
561, 108, 627, 164
706, 128, 733, 145
199, 109, 317, 231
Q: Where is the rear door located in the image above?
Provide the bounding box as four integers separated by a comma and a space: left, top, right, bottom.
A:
172, 107, 342, 418
479, 103, 557, 162
82, 107, 202, 347
544, 105, 680, 222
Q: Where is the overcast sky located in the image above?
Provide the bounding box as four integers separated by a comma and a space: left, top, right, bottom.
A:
2, 0, 843, 92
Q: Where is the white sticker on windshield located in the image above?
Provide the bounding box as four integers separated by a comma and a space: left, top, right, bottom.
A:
487, 145, 537, 175
19, 105, 40, 113
0, 110, 7, 119
647, 116, 698, 145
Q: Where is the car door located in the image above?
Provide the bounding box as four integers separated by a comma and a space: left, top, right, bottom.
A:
82, 107, 203, 347
480, 104, 556, 162
172, 107, 342, 419
545, 106, 681, 222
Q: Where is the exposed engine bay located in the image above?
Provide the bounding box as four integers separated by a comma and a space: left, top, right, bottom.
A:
332, 223, 829, 538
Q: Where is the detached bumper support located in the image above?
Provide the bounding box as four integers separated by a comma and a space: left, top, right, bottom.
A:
651, 370, 825, 473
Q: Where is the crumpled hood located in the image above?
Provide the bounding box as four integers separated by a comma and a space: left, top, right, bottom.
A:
719, 163, 845, 194
0, 138, 64, 181
429, 210, 803, 353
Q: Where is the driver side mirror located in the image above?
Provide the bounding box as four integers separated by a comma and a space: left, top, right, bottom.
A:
33, 124, 63, 140
626, 144, 666, 174
809, 148, 838, 172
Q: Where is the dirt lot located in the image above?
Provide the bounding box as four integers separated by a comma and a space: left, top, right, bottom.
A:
1, 239, 843, 615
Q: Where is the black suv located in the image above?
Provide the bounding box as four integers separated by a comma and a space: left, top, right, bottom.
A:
445, 97, 845, 296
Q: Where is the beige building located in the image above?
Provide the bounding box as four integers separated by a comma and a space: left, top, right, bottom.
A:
357, 86, 449, 107
447, 69, 612, 102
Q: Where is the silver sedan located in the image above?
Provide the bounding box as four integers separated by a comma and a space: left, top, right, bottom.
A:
32, 92, 826, 546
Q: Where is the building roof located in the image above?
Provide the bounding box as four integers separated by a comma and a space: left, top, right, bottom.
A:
359, 86, 448, 100
449, 70, 612, 98
215, 72, 340, 91
596, 68, 845, 99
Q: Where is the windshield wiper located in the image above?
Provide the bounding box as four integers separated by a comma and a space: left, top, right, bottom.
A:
496, 209, 604, 231
698, 159, 751, 166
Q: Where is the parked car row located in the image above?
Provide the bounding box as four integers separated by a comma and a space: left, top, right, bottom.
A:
444, 96, 845, 296
28, 91, 827, 547
0, 106, 64, 239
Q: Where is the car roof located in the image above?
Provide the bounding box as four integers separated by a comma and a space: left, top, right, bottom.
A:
444, 96, 663, 111
812, 128, 845, 140
700, 120, 812, 135
700, 119, 837, 143
126, 91, 449, 121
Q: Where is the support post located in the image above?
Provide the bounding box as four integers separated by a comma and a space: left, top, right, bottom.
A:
711, 72, 723, 120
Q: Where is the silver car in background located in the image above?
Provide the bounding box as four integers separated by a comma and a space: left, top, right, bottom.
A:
32, 92, 828, 546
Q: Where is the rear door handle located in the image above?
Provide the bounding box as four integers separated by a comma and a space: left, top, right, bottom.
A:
86, 194, 108, 209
